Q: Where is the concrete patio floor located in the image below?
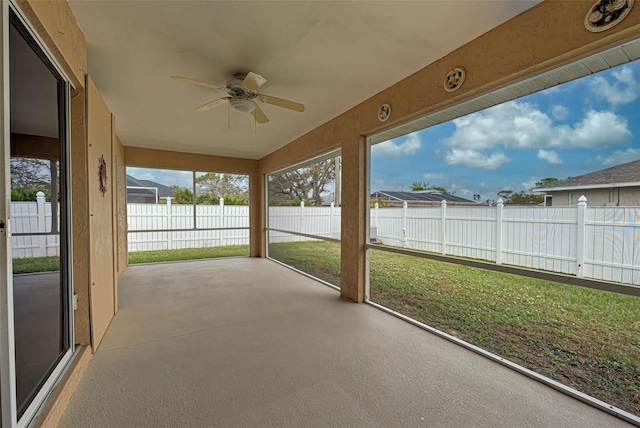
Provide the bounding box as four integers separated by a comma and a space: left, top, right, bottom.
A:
59, 258, 631, 427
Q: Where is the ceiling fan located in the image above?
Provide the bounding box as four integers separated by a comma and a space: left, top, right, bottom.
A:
172, 72, 305, 124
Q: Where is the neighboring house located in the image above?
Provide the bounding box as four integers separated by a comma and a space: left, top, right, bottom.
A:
535, 159, 640, 207
126, 174, 174, 203
371, 190, 478, 207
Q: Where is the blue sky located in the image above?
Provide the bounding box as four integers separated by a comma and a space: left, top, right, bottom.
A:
371, 60, 640, 202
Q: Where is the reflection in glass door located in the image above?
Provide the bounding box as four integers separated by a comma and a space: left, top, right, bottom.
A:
8, 10, 72, 421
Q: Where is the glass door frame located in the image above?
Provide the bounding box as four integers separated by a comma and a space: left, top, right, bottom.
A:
0, 2, 75, 426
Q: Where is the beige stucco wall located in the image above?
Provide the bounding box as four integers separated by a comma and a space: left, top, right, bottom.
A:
70, 88, 90, 346
549, 187, 640, 206
258, 0, 640, 302
16, 0, 87, 89
114, 134, 127, 276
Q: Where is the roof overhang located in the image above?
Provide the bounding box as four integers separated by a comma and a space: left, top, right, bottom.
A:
535, 182, 640, 193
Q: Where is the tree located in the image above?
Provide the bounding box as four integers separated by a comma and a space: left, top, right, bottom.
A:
534, 177, 559, 188
196, 173, 248, 201
170, 186, 194, 204
411, 181, 450, 193
10, 157, 53, 201
497, 189, 543, 205
268, 159, 336, 206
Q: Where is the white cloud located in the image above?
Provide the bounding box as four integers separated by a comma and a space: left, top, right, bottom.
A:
443, 101, 631, 150
423, 173, 449, 180
126, 167, 193, 188
449, 183, 473, 197
567, 110, 632, 148
372, 133, 421, 158
521, 177, 538, 190
551, 105, 569, 121
537, 149, 562, 165
589, 66, 640, 107
444, 149, 510, 170
597, 148, 640, 166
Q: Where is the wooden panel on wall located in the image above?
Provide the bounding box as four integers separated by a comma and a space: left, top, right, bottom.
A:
87, 77, 115, 352
16, 0, 87, 89
70, 88, 90, 345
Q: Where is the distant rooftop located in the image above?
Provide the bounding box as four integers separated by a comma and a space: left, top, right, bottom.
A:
372, 190, 477, 205
538, 159, 640, 191
126, 175, 173, 199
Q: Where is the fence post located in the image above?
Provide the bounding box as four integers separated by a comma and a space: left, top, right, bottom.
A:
576, 195, 587, 277
402, 201, 408, 247
374, 203, 379, 228
166, 197, 173, 250
441, 199, 447, 255
300, 201, 305, 234
496, 198, 504, 265
330, 202, 335, 239
219, 198, 225, 246
36, 191, 46, 256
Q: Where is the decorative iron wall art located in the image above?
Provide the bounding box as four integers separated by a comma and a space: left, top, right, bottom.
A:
444, 67, 466, 92
585, 0, 635, 32
98, 155, 108, 195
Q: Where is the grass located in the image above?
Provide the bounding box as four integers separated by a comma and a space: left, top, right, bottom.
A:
128, 245, 249, 264
12, 256, 60, 274
268, 240, 640, 416
11, 246, 250, 274
268, 240, 341, 285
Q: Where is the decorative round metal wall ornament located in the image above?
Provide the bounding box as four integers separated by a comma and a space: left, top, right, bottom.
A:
98, 155, 108, 196
444, 67, 466, 93
378, 103, 391, 122
584, 0, 634, 33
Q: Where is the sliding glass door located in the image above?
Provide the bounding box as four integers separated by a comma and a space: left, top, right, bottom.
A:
1, 4, 74, 426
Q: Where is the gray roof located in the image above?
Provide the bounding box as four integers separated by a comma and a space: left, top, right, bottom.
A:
539, 159, 640, 191
372, 190, 477, 204
126, 175, 174, 198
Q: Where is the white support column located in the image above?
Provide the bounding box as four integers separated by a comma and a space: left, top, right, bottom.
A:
219, 198, 225, 247
402, 201, 408, 248
496, 198, 504, 265
166, 197, 172, 250
36, 191, 46, 256
576, 195, 587, 277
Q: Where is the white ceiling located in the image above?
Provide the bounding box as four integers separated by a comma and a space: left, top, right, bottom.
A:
68, 1, 541, 160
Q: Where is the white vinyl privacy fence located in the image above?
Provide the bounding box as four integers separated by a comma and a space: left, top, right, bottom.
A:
10, 194, 60, 258
10, 197, 640, 285
127, 199, 249, 251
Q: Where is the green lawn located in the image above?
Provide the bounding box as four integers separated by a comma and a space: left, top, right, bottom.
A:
268, 240, 640, 416
128, 245, 249, 264
11, 246, 250, 274
12, 256, 60, 274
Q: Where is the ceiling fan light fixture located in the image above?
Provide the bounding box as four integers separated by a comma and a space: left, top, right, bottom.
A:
229, 98, 255, 113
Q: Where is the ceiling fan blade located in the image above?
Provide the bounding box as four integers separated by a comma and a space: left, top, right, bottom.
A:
195, 97, 229, 112
251, 102, 270, 124
172, 76, 227, 91
258, 94, 305, 112
242, 72, 267, 91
